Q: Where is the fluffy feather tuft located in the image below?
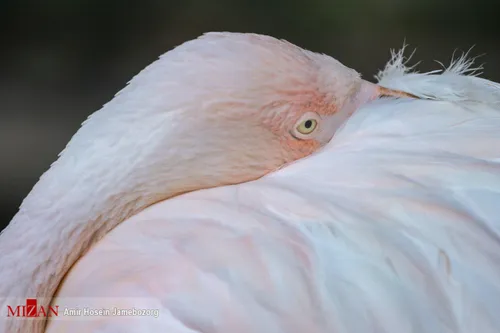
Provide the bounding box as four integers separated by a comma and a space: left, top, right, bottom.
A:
376, 45, 500, 106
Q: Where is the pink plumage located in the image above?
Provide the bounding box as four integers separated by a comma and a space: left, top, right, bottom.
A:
2, 33, 500, 333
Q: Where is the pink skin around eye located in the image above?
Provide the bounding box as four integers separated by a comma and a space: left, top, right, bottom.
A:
281, 105, 335, 159
257, 91, 342, 161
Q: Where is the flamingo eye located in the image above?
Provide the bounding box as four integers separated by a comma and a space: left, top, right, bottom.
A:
291, 112, 321, 139
296, 119, 317, 134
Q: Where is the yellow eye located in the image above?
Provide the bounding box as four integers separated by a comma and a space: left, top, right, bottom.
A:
296, 119, 317, 135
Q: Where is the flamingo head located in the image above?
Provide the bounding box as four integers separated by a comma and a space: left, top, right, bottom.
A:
70, 32, 416, 199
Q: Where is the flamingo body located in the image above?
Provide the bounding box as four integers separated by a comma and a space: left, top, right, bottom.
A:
46, 53, 500, 333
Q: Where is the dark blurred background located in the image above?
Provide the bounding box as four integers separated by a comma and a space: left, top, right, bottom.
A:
1, 0, 499, 230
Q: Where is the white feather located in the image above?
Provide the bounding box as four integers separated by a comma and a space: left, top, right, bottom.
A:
377, 46, 500, 106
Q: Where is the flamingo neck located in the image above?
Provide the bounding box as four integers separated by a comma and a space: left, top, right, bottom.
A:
0, 109, 270, 333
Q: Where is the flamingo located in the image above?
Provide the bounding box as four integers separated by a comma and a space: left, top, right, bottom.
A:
43, 48, 500, 333
0, 32, 416, 333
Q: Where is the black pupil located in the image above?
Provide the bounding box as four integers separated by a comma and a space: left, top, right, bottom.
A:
304, 120, 313, 129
